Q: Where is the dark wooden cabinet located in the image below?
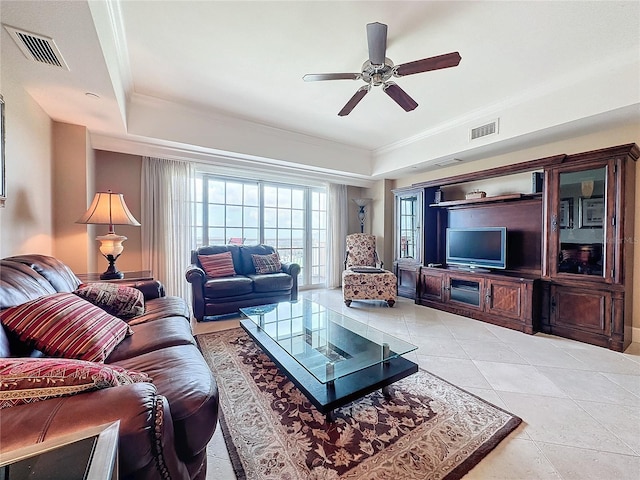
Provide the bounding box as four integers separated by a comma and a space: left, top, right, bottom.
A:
540, 144, 637, 351
417, 267, 537, 333
405, 143, 636, 350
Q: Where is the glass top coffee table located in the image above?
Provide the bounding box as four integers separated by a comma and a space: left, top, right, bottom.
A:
239, 299, 418, 419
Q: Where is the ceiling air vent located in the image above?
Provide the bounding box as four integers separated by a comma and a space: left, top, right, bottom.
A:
4, 25, 69, 70
434, 158, 463, 167
470, 119, 499, 141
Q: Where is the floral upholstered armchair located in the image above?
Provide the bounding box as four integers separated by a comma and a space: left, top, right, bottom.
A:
341, 233, 397, 307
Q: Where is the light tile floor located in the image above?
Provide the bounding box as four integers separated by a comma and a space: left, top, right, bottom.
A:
193, 289, 640, 480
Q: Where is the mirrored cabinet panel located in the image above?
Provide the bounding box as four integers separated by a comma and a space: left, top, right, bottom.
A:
557, 166, 606, 277
393, 187, 423, 299
398, 195, 419, 260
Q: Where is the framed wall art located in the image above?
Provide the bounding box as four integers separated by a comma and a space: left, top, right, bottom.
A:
559, 198, 574, 229
579, 196, 604, 228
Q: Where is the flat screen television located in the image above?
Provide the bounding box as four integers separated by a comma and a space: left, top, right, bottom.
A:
446, 227, 507, 270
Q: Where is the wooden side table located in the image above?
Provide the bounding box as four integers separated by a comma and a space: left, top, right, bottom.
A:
77, 271, 153, 283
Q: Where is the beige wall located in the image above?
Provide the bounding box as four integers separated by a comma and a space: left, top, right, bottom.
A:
363, 179, 395, 268
52, 122, 93, 273
94, 151, 143, 273
0, 59, 53, 258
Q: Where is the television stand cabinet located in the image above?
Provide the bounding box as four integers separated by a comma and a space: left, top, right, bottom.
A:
417, 266, 539, 334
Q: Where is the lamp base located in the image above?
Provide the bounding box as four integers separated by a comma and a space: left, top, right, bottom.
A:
100, 270, 124, 280
100, 254, 124, 280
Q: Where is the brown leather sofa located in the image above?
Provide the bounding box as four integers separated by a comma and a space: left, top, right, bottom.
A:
0, 254, 219, 480
186, 244, 300, 320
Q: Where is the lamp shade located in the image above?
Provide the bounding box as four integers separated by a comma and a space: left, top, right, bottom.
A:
77, 191, 140, 280
77, 191, 140, 232
352, 198, 371, 207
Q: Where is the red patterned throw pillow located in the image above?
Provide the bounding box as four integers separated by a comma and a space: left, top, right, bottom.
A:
251, 252, 282, 274
74, 282, 145, 319
0, 357, 151, 409
198, 252, 236, 278
0, 293, 133, 363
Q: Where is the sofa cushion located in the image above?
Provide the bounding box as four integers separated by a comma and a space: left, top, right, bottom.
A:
238, 244, 276, 274
0, 293, 132, 362
0, 357, 151, 409
248, 273, 293, 293
204, 276, 253, 298
198, 252, 236, 278
127, 296, 190, 326
106, 316, 196, 362
251, 252, 282, 274
74, 282, 145, 319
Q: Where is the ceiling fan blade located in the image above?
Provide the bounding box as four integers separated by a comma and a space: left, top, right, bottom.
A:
303, 73, 361, 82
338, 86, 370, 116
395, 52, 462, 77
366, 22, 387, 65
383, 82, 418, 112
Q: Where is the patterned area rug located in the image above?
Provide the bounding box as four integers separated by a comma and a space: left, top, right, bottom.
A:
197, 328, 521, 480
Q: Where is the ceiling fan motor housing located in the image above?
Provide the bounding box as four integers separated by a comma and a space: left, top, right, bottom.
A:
361, 58, 394, 86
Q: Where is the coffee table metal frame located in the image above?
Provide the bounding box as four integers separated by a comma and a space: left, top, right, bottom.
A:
239, 300, 418, 420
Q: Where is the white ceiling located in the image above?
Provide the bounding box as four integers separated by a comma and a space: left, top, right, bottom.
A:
2, 1, 639, 184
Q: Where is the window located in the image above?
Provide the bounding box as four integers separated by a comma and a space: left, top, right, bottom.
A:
193, 175, 326, 287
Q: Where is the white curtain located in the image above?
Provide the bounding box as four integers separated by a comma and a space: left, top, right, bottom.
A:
326, 183, 348, 288
141, 157, 194, 300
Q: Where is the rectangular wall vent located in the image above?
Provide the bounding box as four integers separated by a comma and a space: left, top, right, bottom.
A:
470, 119, 499, 141
4, 25, 69, 70
435, 158, 463, 167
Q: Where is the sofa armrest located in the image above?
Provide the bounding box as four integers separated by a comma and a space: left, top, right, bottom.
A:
281, 262, 301, 301
129, 280, 166, 300
0, 383, 189, 479
185, 265, 207, 321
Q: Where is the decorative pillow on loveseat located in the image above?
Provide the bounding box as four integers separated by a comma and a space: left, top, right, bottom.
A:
0, 293, 133, 362
198, 251, 237, 278
251, 252, 282, 274
0, 357, 151, 409
74, 282, 145, 319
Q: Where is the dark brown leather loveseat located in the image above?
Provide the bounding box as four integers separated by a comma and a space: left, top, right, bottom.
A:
186, 244, 301, 320
0, 254, 219, 479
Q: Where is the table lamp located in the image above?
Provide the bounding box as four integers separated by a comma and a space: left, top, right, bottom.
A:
77, 191, 140, 280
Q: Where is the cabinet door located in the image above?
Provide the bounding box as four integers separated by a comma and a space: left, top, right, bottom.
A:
547, 162, 612, 282
395, 262, 418, 299
485, 279, 524, 320
446, 274, 484, 310
418, 269, 445, 302
395, 190, 423, 264
550, 285, 611, 337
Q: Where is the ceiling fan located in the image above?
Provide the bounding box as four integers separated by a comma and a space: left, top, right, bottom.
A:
303, 22, 461, 116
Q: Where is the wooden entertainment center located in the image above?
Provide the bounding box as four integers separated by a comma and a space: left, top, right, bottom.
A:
393, 143, 638, 352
